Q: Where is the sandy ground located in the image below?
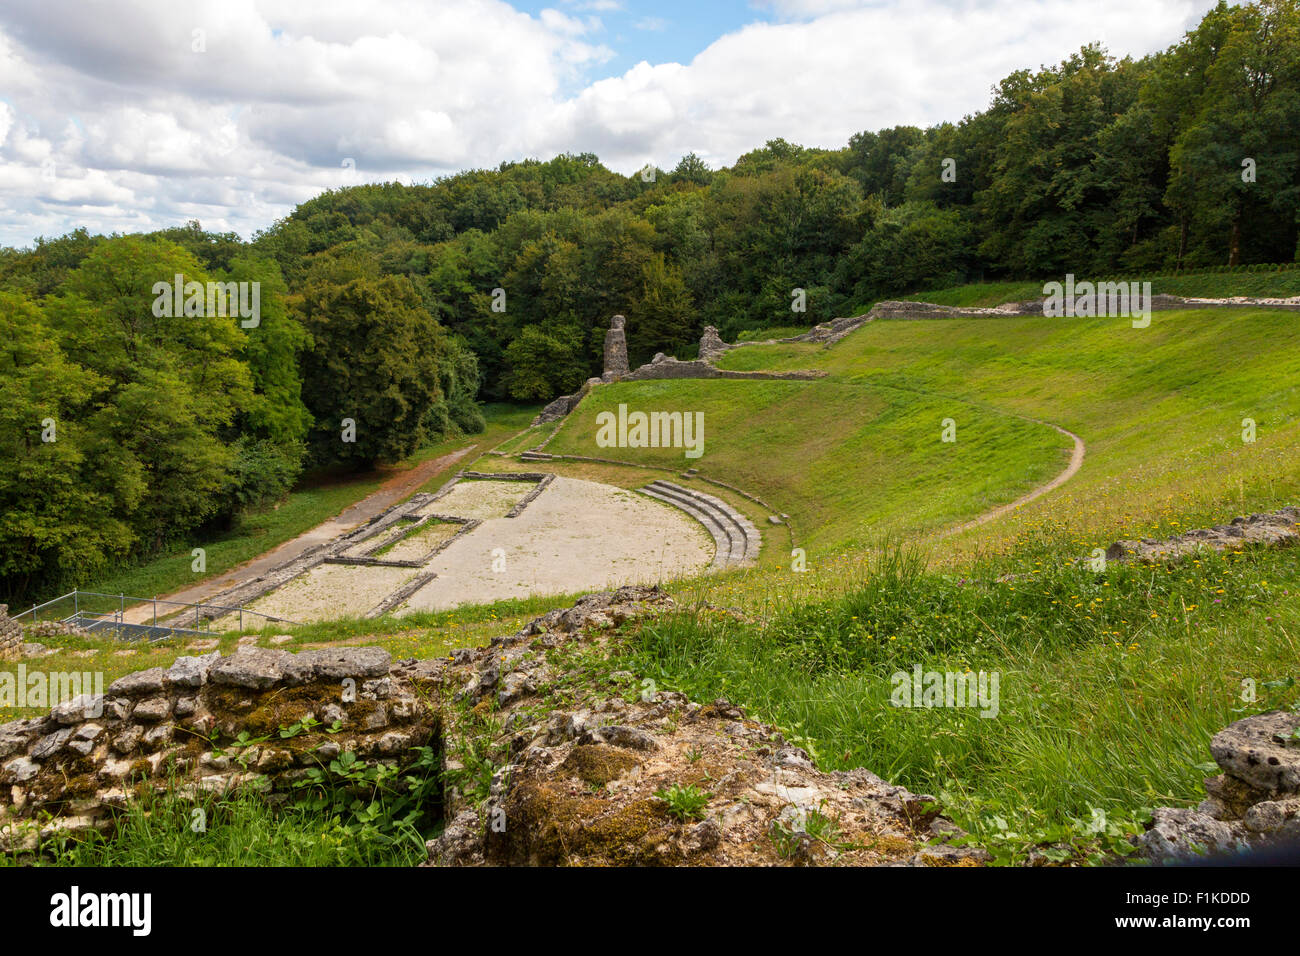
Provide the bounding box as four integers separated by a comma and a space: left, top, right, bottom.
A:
423, 479, 532, 520
380, 520, 462, 562
240, 562, 420, 625
398, 476, 713, 614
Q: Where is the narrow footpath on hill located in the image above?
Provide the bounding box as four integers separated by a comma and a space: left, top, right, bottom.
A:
942, 419, 1086, 536
120, 444, 480, 625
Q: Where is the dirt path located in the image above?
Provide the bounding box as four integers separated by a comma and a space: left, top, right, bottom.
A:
120, 444, 479, 624
941, 420, 1085, 537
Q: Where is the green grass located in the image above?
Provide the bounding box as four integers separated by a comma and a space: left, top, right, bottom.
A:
623, 541, 1300, 864
5, 741, 443, 867
735, 325, 813, 341
711, 307, 1300, 556
544, 377, 1071, 553
491, 420, 558, 455
5, 791, 427, 867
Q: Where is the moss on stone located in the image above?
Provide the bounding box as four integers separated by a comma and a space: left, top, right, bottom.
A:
559, 744, 641, 787
494, 781, 677, 866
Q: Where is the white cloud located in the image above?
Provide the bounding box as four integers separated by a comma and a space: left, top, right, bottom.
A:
0, 0, 1215, 247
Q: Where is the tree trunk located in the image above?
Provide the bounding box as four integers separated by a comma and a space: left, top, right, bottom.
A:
1228, 210, 1241, 267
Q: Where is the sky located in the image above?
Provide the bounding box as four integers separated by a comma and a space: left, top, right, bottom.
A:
0, 0, 1218, 248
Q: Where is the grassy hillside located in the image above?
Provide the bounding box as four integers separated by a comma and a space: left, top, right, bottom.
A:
544, 378, 1072, 553
713, 307, 1300, 556
537, 299, 1300, 861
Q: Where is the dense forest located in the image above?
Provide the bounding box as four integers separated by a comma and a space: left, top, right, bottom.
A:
1, 0, 1297, 603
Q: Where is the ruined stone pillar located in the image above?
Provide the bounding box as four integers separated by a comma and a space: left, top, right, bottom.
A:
698, 325, 729, 362
602, 314, 630, 381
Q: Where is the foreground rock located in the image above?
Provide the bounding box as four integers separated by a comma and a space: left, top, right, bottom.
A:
0, 645, 434, 852
1107, 506, 1300, 564
408, 585, 984, 867
2, 587, 985, 866
1141, 710, 1300, 862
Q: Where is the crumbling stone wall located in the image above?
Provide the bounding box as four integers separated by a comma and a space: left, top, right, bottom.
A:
697, 325, 730, 361
622, 354, 823, 382
415, 585, 983, 867
0, 605, 21, 662
1107, 506, 1300, 564
0, 645, 435, 851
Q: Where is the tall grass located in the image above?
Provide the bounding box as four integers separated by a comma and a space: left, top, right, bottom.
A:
6, 790, 428, 867
623, 540, 1300, 862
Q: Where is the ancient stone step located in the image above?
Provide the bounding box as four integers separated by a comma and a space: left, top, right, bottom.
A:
645, 482, 746, 562
652, 481, 761, 562
640, 486, 738, 568
640, 480, 760, 567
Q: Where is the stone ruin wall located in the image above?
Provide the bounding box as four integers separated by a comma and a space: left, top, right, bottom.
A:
0, 606, 21, 662
0, 645, 436, 851
531, 317, 824, 426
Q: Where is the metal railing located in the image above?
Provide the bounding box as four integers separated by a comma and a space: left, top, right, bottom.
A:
12, 589, 298, 638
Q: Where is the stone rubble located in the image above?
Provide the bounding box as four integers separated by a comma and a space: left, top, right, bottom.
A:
1106, 506, 1300, 563
406, 585, 987, 867
1141, 710, 1300, 862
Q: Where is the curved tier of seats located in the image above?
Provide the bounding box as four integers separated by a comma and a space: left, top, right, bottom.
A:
638, 480, 760, 568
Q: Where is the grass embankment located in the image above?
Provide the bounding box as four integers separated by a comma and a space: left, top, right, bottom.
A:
897, 266, 1300, 309
712, 307, 1300, 554
543, 378, 1070, 554
622, 541, 1300, 863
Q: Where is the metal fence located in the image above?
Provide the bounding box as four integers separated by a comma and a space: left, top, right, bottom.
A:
12, 589, 298, 640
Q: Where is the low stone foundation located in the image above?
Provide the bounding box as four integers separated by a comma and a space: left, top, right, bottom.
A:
1107, 506, 1300, 563
622, 354, 824, 382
